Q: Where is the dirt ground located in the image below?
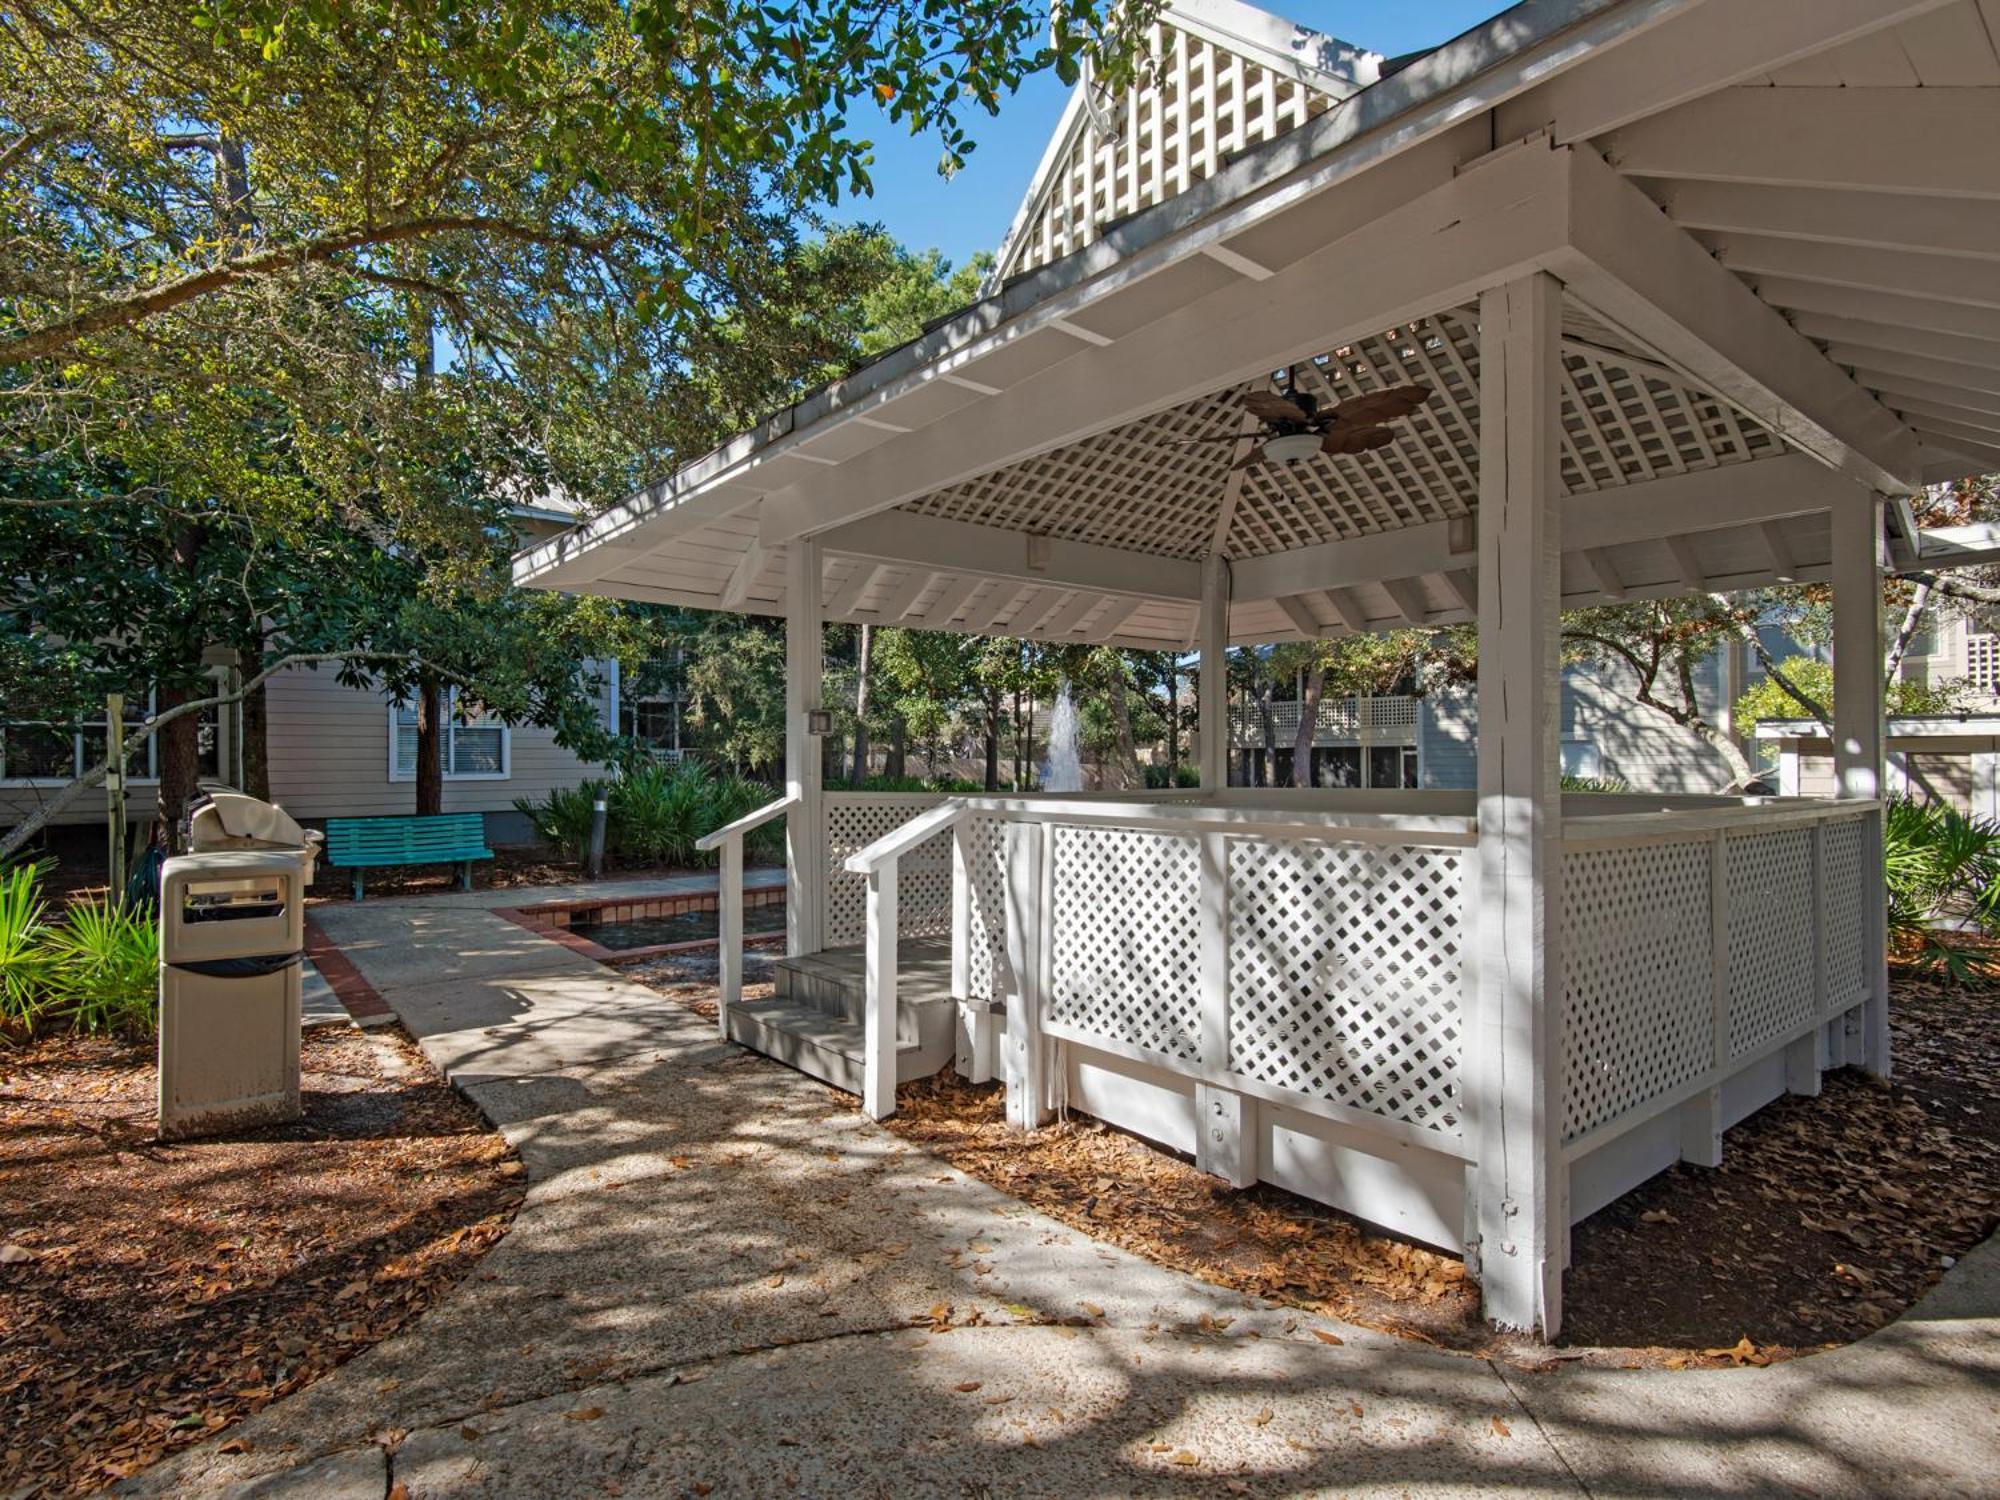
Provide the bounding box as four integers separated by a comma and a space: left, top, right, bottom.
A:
0, 1027, 524, 1496
632, 953, 1998, 1368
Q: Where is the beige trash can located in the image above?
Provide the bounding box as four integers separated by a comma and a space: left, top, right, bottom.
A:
157, 848, 306, 1141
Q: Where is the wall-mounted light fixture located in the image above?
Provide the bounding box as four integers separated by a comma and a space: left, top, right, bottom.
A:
806, 709, 832, 736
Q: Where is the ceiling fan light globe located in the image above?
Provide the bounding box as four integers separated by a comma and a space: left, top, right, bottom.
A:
1263, 432, 1323, 464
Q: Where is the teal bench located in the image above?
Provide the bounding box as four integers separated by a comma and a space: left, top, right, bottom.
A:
323, 814, 493, 900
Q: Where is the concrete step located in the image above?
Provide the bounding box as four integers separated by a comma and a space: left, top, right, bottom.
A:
724, 996, 953, 1096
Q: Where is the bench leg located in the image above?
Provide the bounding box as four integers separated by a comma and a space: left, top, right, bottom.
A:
459, 860, 473, 892
351, 869, 364, 902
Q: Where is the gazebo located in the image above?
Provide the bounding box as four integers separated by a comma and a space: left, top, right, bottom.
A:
517, 0, 2000, 1335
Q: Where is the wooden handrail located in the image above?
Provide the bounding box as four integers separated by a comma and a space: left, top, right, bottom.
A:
843, 799, 966, 876
695, 792, 799, 853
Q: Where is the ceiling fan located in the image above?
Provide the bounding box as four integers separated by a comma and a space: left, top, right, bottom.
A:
1192, 370, 1435, 468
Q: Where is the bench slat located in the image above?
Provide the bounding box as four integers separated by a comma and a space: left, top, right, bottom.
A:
325, 814, 493, 867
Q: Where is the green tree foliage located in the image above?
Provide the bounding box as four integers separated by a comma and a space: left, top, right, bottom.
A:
1732, 658, 1969, 732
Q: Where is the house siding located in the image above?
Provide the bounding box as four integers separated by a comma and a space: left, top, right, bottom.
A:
265, 666, 612, 831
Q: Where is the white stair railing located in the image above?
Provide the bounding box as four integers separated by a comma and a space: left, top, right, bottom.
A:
694, 793, 799, 1040
842, 799, 968, 1119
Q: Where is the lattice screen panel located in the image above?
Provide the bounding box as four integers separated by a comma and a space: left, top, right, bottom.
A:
1821, 816, 1869, 1013
822, 798, 953, 947
963, 814, 1009, 1002
1047, 825, 1204, 1062
999, 21, 1339, 280
1225, 839, 1465, 1136
1725, 826, 1818, 1057
1561, 838, 1717, 1142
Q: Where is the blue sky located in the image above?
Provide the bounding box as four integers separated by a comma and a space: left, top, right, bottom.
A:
830, 2, 1508, 269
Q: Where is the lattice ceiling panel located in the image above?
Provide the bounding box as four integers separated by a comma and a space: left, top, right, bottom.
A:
899, 301, 1791, 565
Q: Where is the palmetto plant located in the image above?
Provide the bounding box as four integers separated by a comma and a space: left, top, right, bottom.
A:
38, 899, 158, 1035
1883, 794, 2000, 984
513, 781, 607, 861
0, 863, 55, 1033
612, 760, 716, 866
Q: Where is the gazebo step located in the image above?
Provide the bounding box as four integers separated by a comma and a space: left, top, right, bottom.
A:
773, 939, 955, 1038
724, 997, 953, 1095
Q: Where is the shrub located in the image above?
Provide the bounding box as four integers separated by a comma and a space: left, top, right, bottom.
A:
612, 760, 716, 866
1560, 774, 1631, 794
0, 863, 54, 1032
38, 899, 158, 1035
1884, 794, 2000, 983
513, 782, 608, 861
706, 773, 787, 859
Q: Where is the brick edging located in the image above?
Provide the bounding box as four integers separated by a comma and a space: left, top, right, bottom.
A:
302, 914, 397, 1028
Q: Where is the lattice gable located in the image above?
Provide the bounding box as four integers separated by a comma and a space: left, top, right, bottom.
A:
901, 306, 1792, 565
993, 9, 1360, 283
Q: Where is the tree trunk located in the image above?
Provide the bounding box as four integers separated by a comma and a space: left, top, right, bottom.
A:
1293, 664, 1325, 788
1166, 656, 1179, 780
240, 674, 269, 800
152, 520, 207, 850
415, 674, 445, 815
1257, 678, 1277, 788
885, 715, 906, 779
983, 686, 1002, 791
1106, 652, 1139, 790
152, 684, 203, 852
850, 623, 873, 784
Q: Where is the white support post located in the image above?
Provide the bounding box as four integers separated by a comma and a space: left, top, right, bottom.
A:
1198, 553, 1230, 789
1469, 272, 1568, 1339
1832, 495, 1891, 1078
1194, 829, 1255, 1187
786, 538, 825, 958
863, 864, 899, 1121
717, 835, 743, 1040
1001, 820, 1050, 1131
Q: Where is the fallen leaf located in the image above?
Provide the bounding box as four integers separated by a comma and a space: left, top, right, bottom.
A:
954, 1381, 982, 1393
1490, 1416, 1512, 1438
565, 1407, 606, 1422
1172, 1450, 1200, 1467
218, 1437, 252, 1455
1081, 1301, 1105, 1319
0, 1243, 36, 1264
1311, 1329, 1344, 1346
1250, 1408, 1274, 1427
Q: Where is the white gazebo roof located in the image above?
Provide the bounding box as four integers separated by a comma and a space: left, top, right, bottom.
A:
517, 0, 2000, 646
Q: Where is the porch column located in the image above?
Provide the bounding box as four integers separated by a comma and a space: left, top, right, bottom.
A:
1469, 271, 1567, 1337
786, 537, 825, 956
1198, 552, 1230, 788
1831, 495, 1891, 1077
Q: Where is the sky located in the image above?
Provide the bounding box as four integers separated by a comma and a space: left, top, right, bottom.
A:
829, 2, 1510, 270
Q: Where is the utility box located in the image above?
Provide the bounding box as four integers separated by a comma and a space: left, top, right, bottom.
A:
158, 849, 306, 1140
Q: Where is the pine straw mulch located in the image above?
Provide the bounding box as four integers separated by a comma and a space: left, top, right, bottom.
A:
0, 1025, 525, 1497
631, 952, 1998, 1369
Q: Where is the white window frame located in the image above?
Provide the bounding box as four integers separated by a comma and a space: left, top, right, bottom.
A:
1, 689, 161, 788
386, 690, 512, 783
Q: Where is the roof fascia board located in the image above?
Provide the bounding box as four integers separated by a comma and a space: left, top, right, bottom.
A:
514, 0, 1677, 591
1550, 147, 1920, 494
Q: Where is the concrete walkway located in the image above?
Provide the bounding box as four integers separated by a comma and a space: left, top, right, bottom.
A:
131, 888, 2000, 1498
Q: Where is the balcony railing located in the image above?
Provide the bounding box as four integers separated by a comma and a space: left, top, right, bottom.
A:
1229, 694, 1419, 746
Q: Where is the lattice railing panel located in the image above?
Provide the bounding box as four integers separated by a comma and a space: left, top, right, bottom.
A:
1822, 816, 1869, 1012
1726, 826, 1818, 1057
822, 797, 952, 946
1226, 839, 1465, 1136
1047, 825, 1203, 1062
1561, 838, 1716, 1142
963, 813, 1008, 1002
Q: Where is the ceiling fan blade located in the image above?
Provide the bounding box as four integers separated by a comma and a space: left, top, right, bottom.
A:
1172, 433, 1262, 445
1242, 390, 1312, 425
1320, 425, 1398, 456
1231, 444, 1268, 470
1323, 383, 1434, 425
